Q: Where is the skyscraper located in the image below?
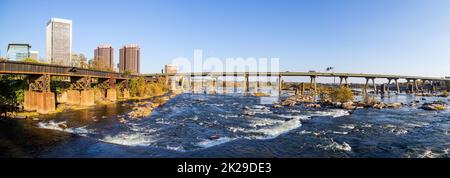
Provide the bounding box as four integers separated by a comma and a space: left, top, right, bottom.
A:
7, 43, 31, 61
46, 18, 72, 66
119, 44, 140, 74
94, 45, 114, 71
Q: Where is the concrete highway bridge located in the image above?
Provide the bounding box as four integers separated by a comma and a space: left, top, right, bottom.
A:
1, 60, 449, 113
144, 71, 450, 94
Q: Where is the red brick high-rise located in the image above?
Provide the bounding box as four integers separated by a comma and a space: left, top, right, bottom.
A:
94, 45, 114, 71
119, 44, 140, 74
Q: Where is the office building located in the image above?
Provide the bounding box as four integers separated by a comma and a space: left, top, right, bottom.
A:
30, 51, 39, 60
7, 43, 31, 61
119, 44, 140, 74
94, 45, 114, 71
46, 18, 72, 66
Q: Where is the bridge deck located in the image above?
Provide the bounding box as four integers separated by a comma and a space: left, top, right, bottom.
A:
0, 60, 151, 80
144, 72, 450, 81
1, 61, 448, 82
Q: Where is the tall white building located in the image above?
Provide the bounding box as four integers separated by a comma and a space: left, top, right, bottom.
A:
46, 18, 72, 66
30, 51, 39, 60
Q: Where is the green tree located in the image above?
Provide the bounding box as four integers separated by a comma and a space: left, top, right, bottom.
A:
20, 57, 41, 63
330, 87, 354, 103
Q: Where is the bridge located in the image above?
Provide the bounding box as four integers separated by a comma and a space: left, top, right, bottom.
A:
144, 71, 450, 95
1, 60, 449, 113
0, 60, 160, 114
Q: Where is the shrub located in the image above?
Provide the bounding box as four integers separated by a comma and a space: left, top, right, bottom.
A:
330, 87, 354, 103
441, 91, 449, 97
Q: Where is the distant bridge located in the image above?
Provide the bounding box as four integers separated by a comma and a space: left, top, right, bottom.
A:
144, 71, 450, 95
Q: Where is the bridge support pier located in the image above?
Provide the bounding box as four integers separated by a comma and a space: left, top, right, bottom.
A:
234, 74, 238, 93
364, 78, 369, 94
212, 77, 217, 94
310, 76, 317, 94
278, 75, 283, 96
395, 79, 400, 94
24, 91, 55, 114
190, 75, 196, 93
301, 82, 305, 95
386, 78, 392, 95
222, 75, 227, 94
339, 76, 348, 88
369, 78, 375, 94
256, 73, 260, 92
244, 73, 250, 93
415, 79, 419, 94
24, 74, 56, 114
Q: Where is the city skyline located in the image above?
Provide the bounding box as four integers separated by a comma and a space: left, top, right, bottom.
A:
1, 0, 450, 77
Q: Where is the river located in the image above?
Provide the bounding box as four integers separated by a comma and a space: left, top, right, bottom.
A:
1, 89, 450, 158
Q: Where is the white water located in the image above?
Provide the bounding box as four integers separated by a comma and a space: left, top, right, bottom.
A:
37, 121, 92, 136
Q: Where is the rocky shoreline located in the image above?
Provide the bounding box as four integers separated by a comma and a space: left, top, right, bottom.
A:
277, 94, 448, 111
122, 90, 181, 121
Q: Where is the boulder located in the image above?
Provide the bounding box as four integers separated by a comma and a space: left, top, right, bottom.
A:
305, 103, 321, 108
420, 101, 448, 111
58, 123, 68, 130
273, 104, 283, 108
118, 117, 126, 123
373, 102, 385, 109
342, 102, 355, 110
387, 102, 402, 109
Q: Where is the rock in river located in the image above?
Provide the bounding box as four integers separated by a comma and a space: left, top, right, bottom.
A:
419, 101, 448, 111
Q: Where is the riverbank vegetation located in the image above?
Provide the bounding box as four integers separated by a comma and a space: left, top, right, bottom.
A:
129, 76, 169, 98
0, 75, 27, 118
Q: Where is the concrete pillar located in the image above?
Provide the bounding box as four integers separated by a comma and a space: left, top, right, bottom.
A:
278, 75, 283, 95
310, 76, 317, 94
387, 79, 392, 95
431, 81, 436, 94
364, 78, 369, 94
301, 82, 305, 95
413, 79, 418, 94
256, 73, 260, 92
36, 92, 55, 114
222, 75, 227, 94
212, 77, 217, 94
380, 83, 387, 94
191, 76, 196, 93
106, 89, 117, 101
80, 89, 95, 106
244, 73, 250, 92
67, 90, 81, 105
234, 74, 238, 93
56, 91, 68, 104
395, 79, 400, 94
339, 77, 343, 87
123, 89, 130, 98
24, 91, 55, 113
421, 80, 426, 93
201, 76, 204, 93
372, 78, 377, 94
24, 91, 36, 111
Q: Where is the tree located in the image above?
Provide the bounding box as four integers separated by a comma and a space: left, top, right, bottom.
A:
20, 58, 41, 63
71, 53, 88, 68
330, 87, 354, 103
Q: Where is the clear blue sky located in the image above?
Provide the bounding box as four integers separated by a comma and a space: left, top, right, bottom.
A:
1, 0, 450, 78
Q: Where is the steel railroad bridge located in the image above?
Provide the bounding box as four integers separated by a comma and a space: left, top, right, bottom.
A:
0, 60, 159, 114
